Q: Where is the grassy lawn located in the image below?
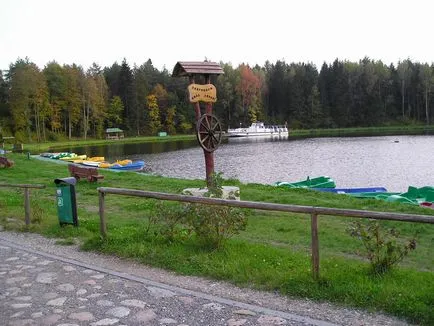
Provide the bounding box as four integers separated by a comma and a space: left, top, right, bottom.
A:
0, 153, 433, 324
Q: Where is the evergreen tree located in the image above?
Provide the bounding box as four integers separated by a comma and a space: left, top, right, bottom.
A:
0, 70, 11, 134
118, 59, 135, 132
107, 96, 124, 127
87, 64, 109, 137
44, 61, 67, 133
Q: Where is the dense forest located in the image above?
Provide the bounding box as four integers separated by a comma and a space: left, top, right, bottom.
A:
0, 57, 432, 142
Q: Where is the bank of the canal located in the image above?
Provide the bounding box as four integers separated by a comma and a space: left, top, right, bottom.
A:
0, 153, 433, 324
11, 124, 434, 154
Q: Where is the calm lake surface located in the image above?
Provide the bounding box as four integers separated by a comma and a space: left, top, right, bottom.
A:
58, 135, 434, 192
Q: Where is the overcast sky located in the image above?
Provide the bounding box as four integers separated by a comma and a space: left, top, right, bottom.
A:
1, 0, 432, 73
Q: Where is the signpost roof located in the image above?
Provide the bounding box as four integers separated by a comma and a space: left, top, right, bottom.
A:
172, 61, 224, 77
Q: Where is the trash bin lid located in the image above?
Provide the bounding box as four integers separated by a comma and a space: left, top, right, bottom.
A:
54, 177, 77, 186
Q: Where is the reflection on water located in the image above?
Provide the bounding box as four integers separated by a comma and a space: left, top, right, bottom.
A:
227, 135, 289, 144
54, 135, 434, 192
141, 135, 433, 192
53, 139, 199, 160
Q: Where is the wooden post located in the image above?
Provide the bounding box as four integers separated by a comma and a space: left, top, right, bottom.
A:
24, 188, 31, 227
99, 191, 107, 239
203, 74, 214, 187
311, 213, 320, 280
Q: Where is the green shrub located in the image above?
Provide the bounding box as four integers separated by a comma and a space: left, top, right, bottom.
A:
150, 172, 247, 249
348, 220, 417, 275
149, 202, 191, 242
183, 203, 247, 249
184, 172, 246, 249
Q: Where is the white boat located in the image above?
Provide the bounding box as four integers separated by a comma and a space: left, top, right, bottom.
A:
80, 161, 101, 167
227, 122, 289, 137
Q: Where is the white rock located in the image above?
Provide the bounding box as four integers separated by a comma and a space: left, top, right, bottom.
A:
147, 286, 176, 298
97, 300, 114, 307
228, 319, 247, 326
57, 283, 75, 291
120, 299, 147, 309
36, 272, 56, 284
46, 297, 67, 306
31, 312, 44, 318
76, 288, 87, 296
11, 303, 32, 309
63, 265, 76, 272
90, 318, 119, 326
132, 309, 157, 323
106, 306, 130, 318
69, 311, 95, 321
257, 315, 287, 325
159, 317, 177, 324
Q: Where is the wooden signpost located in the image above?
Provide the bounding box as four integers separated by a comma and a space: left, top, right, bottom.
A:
172, 61, 224, 186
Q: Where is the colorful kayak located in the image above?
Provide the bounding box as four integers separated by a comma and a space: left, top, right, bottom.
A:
80, 161, 101, 167
274, 176, 336, 189
45, 152, 71, 159
60, 154, 87, 161
87, 156, 105, 162
314, 187, 387, 194
349, 186, 434, 206
106, 160, 145, 171
115, 159, 132, 166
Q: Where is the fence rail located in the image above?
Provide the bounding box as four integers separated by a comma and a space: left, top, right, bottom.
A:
97, 187, 434, 280
0, 184, 46, 226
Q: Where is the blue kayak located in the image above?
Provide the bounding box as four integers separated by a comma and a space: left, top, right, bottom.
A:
108, 160, 145, 171
314, 187, 387, 194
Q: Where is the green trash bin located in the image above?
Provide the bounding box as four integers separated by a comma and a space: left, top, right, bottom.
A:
54, 177, 78, 226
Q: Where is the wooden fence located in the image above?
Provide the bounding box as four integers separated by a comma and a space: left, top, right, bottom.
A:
97, 187, 434, 280
0, 184, 46, 226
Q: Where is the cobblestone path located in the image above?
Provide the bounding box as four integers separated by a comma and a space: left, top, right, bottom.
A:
0, 239, 334, 326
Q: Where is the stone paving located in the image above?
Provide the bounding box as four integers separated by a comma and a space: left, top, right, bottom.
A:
0, 240, 333, 326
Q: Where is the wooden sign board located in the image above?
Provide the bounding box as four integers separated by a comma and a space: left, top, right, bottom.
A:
188, 84, 217, 103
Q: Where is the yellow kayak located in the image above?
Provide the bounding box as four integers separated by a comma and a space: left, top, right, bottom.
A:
99, 159, 132, 168
98, 162, 113, 168
87, 156, 105, 162
116, 159, 132, 166
59, 154, 87, 162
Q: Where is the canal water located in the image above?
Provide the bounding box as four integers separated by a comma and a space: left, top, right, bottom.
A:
55, 135, 434, 192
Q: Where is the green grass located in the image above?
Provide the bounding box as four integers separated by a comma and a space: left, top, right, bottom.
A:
0, 153, 433, 324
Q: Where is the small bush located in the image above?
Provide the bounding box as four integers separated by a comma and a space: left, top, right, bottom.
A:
150, 172, 247, 249
183, 204, 247, 249
185, 172, 246, 249
150, 202, 191, 242
348, 220, 417, 275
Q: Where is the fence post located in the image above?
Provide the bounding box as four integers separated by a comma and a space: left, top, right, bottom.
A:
99, 191, 107, 239
24, 188, 31, 227
311, 213, 320, 280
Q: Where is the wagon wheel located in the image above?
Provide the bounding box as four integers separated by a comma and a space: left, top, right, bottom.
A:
196, 113, 223, 152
